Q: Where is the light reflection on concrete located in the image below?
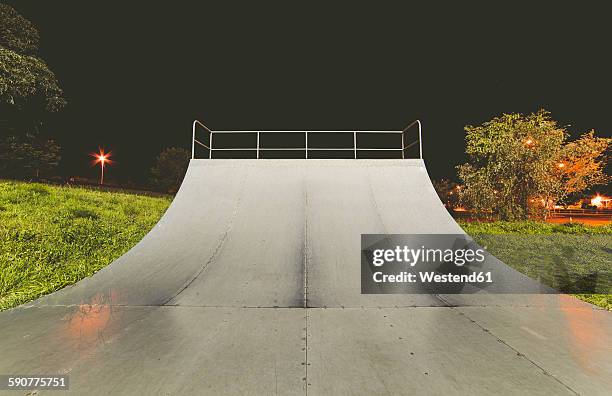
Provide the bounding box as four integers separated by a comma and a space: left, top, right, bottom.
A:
60, 290, 123, 360
559, 295, 611, 378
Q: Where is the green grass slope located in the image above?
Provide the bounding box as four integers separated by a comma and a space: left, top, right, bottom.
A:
0, 180, 171, 310
460, 221, 612, 310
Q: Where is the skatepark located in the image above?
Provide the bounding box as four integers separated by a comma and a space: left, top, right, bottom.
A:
0, 121, 610, 395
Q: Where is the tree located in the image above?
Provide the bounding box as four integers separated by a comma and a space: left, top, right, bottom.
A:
0, 134, 61, 178
558, 131, 610, 197
0, 47, 66, 114
0, 4, 39, 55
0, 4, 66, 178
150, 148, 191, 193
457, 110, 610, 220
432, 179, 461, 209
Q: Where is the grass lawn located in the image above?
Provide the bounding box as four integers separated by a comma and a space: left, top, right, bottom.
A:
460, 221, 612, 310
0, 180, 171, 310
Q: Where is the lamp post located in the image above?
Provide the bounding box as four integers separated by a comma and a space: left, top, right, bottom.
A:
99, 154, 106, 185
92, 149, 112, 185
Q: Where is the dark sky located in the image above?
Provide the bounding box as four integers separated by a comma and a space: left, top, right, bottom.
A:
5, 1, 611, 185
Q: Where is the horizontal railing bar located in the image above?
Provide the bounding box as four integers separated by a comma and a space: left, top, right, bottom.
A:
209, 148, 404, 151
355, 148, 404, 151
210, 148, 302, 151
193, 139, 210, 149
210, 130, 404, 134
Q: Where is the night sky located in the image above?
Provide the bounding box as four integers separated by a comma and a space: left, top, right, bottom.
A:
5, 2, 611, 186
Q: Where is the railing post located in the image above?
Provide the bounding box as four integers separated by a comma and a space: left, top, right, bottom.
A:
400, 119, 423, 160
192, 121, 196, 159
209, 132, 213, 159
353, 131, 357, 159
257, 131, 260, 159
305, 131, 308, 159
418, 120, 422, 160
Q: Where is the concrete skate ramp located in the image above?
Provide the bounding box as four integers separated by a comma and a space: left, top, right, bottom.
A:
31, 159, 544, 308
1, 159, 611, 395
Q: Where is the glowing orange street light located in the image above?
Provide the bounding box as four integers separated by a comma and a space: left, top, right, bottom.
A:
557, 162, 565, 168
591, 194, 603, 207
524, 138, 534, 147
90, 149, 112, 185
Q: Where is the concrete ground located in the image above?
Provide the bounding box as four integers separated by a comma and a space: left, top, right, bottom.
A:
0, 160, 610, 395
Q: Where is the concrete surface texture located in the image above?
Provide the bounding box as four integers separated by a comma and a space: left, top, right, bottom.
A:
0, 159, 610, 395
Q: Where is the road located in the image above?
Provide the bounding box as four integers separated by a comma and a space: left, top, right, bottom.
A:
0, 159, 610, 395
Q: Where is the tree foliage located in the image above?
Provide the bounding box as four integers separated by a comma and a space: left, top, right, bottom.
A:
0, 4, 66, 114
558, 131, 610, 196
0, 134, 61, 178
432, 179, 460, 209
0, 4, 65, 178
0, 47, 66, 113
0, 4, 39, 55
457, 110, 610, 220
150, 147, 190, 193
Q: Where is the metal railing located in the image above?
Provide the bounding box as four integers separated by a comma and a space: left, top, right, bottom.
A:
192, 119, 422, 160
550, 208, 612, 216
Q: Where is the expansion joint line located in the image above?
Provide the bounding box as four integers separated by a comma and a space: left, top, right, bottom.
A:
365, 171, 454, 304
365, 169, 387, 235
303, 188, 309, 309
305, 307, 309, 395
303, 182, 309, 395
161, 171, 248, 305
455, 308, 579, 395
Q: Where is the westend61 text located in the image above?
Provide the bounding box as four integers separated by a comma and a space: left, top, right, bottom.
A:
373, 271, 493, 284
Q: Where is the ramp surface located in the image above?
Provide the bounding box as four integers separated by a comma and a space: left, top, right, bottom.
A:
0, 159, 610, 395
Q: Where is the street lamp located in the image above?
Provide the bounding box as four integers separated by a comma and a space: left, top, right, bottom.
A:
91, 149, 112, 185
591, 194, 603, 208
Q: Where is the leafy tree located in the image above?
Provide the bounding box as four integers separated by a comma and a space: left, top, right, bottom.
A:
457, 110, 610, 220
0, 4, 39, 54
558, 131, 610, 196
0, 47, 66, 114
432, 179, 461, 209
150, 147, 191, 193
0, 134, 61, 178
0, 4, 66, 178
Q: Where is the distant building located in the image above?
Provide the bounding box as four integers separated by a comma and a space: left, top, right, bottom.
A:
560, 194, 611, 210
591, 194, 611, 209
